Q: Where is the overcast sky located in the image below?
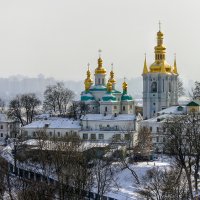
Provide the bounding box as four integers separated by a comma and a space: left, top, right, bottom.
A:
0, 0, 199, 81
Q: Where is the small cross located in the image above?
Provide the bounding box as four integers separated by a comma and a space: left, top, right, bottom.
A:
174, 53, 176, 59
87, 63, 90, 70
98, 49, 102, 57
111, 63, 114, 71
159, 21, 161, 31
124, 77, 126, 82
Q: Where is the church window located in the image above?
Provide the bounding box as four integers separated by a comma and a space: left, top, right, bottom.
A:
91, 134, 96, 140
0, 133, 3, 137
153, 103, 155, 106
0, 125, 3, 129
156, 136, 159, 143
83, 134, 88, 140
114, 106, 117, 109
151, 82, 157, 93
57, 132, 60, 137
130, 105, 132, 109
98, 134, 104, 140
102, 78, 104, 85
98, 78, 100, 85
105, 107, 107, 112
123, 106, 125, 111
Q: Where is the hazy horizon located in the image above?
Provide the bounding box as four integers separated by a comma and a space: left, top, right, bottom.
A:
0, 0, 199, 81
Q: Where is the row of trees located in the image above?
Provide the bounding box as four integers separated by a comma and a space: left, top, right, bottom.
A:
4, 82, 89, 126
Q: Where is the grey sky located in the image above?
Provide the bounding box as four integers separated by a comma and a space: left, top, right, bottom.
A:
0, 0, 199, 81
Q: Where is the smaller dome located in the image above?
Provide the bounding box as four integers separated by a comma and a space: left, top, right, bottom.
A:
95, 57, 107, 74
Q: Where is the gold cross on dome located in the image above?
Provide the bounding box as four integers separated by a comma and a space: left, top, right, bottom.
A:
98, 49, 102, 57
159, 21, 161, 31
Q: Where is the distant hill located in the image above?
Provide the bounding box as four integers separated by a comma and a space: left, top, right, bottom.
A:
0, 74, 193, 104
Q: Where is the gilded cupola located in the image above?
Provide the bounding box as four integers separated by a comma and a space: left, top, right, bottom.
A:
95, 50, 107, 75
149, 22, 173, 74
122, 78, 128, 94
84, 64, 93, 91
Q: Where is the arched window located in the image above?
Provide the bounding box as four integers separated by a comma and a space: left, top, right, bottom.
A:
105, 107, 107, 112
151, 81, 157, 93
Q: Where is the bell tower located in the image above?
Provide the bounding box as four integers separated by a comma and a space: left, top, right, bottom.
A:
142, 23, 178, 119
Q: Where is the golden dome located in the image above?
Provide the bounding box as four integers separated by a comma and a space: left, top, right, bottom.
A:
108, 65, 116, 84
122, 79, 128, 91
84, 65, 93, 91
150, 60, 172, 73
107, 81, 112, 92
95, 57, 107, 75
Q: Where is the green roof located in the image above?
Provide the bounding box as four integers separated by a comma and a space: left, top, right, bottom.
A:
186, 100, 200, 107
121, 94, 133, 101
81, 92, 95, 101
102, 93, 117, 101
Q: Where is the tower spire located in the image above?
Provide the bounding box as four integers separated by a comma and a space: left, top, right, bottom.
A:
173, 53, 178, 74
143, 53, 148, 74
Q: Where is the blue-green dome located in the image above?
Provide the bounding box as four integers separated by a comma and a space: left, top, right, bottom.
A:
81, 92, 95, 101
121, 94, 133, 101
102, 93, 117, 101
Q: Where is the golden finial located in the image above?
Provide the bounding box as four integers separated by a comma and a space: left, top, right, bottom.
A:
143, 53, 148, 74
173, 53, 178, 74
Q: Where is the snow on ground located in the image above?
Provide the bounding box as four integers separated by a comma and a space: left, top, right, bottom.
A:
107, 157, 171, 200
1, 142, 171, 200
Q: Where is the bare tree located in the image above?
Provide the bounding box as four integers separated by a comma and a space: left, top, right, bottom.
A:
0, 98, 5, 113
43, 82, 75, 115
177, 77, 185, 98
190, 81, 200, 100
165, 113, 200, 200
134, 127, 153, 160
138, 166, 190, 200
7, 93, 41, 126
68, 101, 90, 119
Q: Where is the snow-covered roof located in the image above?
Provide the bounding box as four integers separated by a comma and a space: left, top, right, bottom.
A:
157, 106, 186, 115
22, 117, 81, 129
81, 114, 135, 121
